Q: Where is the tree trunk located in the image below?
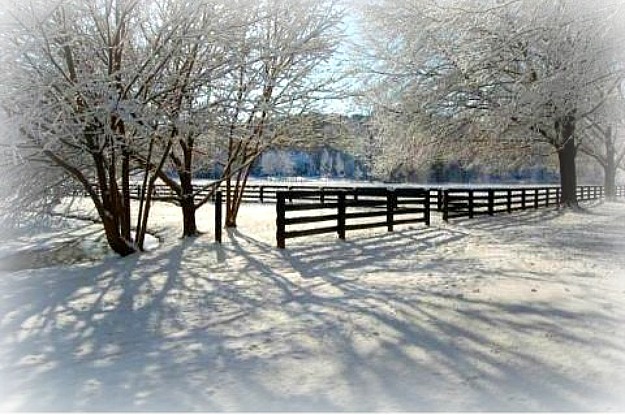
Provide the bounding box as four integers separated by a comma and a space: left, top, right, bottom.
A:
181, 195, 198, 236
604, 138, 616, 200
556, 116, 578, 208
179, 171, 199, 236
102, 212, 136, 256
224, 176, 238, 228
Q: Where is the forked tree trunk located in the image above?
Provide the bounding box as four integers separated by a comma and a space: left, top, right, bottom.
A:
225, 163, 253, 228
102, 208, 136, 256
556, 116, 578, 208
224, 176, 239, 228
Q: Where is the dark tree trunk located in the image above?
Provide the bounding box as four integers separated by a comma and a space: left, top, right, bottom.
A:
556, 116, 578, 208
225, 163, 253, 228
102, 210, 136, 256
179, 171, 199, 236
181, 195, 198, 236
224, 180, 238, 228
605, 137, 616, 200
605, 165, 616, 200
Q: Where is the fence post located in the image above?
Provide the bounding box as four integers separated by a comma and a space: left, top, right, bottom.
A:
387, 189, 395, 231
556, 188, 561, 206
545, 188, 550, 207
507, 189, 512, 213
337, 191, 346, 240
424, 189, 431, 226
521, 189, 526, 210
468, 189, 474, 219
259, 186, 264, 203
437, 188, 443, 212
276, 192, 286, 249
443, 189, 449, 222
488, 189, 494, 216
320, 186, 325, 204
215, 191, 222, 244
534, 189, 539, 209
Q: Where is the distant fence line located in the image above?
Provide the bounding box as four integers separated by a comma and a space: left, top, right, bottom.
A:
81, 181, 624, 212
441, 185, 625, 222
79, 182, 624, 246
84, 182, 442, 207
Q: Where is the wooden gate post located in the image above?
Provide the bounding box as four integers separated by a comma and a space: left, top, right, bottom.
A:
276, 192, 286, 249
437, 188, 443, 212
386, 189, 396, 231
424, 190, 431, 226
443, 189, 449, 222
337, 191, 346, 240
546, 188, 550, 207
534, 189, 539, 209
507, 189, 512, 213
215, 191, 222, 243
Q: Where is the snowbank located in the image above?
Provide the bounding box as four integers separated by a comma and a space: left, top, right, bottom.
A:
1, 199, 625, 411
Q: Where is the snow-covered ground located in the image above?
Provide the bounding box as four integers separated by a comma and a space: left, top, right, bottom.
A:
1, 198, 625, 411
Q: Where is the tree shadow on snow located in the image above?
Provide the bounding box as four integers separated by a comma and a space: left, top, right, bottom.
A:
1, 219, 624, 411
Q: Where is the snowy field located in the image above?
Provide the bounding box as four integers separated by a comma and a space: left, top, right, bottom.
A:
1, 198, 625, 411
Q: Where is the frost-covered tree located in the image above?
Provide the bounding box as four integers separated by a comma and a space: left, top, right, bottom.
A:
579, 85, 625, 199
215, 0, 344, 227
260, 150, 295, 177
359, 0, 625, 206
333, 151, 345, 177
319, 147, 333, 177
0, 0, 214, 254
133, 0, 241, 237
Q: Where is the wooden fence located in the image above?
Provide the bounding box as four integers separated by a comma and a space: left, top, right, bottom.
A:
84, 182, 625, 210
442, 185, 622, 222
275, 187, 430, 249
86, 182, 443, 207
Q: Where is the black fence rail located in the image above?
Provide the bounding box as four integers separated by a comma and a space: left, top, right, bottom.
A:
575, 185, 604, 200
275, 187, 430, 249
442, 185, 621, 222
